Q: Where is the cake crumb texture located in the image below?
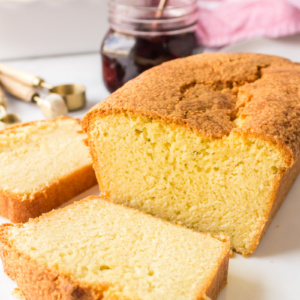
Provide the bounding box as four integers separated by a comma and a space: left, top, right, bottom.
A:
82, 53, 300, 255
84, 53, 300, 159
0, 196, 230, 300
0, 117, 97, 223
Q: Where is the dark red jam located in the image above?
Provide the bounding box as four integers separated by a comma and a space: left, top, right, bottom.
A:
101, 29, 202, 93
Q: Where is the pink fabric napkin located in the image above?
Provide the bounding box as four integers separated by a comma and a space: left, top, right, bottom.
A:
197, 0, 300, 47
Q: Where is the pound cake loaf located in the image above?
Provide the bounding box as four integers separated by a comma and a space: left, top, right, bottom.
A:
82, 53, 300, 256
0, 117, 97, 223
0, 196, 230, 300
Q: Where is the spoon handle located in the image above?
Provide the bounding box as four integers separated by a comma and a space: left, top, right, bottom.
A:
0, 84, 8, 121
0, 84, 7, 107
0, 62, 45, 88
0, 75, 38, 103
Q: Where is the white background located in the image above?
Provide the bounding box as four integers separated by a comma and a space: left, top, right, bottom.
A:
0, 0, 109, 60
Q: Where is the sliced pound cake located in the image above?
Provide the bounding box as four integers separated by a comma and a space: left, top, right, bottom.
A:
82, 53, 300, 255
0, 117, 97, 223
0, 196, 230, 300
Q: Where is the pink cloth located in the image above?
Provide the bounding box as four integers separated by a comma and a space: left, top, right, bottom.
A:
197, 0, 300, 47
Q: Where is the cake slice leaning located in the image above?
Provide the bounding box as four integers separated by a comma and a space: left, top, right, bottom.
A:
0, 117, 97, 223
82, 53, 300, 255
0, 196, 230, 300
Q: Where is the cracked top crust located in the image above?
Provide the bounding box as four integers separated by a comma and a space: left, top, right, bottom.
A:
82, 53, 300, 162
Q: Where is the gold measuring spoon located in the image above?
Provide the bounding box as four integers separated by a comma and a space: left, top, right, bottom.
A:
0, 75, 68, 120
0, 63, 86, 111
0, 83, 21, 129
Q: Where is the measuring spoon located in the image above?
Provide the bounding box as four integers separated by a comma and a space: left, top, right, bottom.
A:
0, 83, 21, 129
0, 75, 68, 120
0, 63, 86, 111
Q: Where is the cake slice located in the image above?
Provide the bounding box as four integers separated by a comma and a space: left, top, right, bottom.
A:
0, 117, 97, 223
0, 196, 230, 300
82, 53, 300, 255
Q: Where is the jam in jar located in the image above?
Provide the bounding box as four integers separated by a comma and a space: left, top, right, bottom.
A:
101, 0, 202, 93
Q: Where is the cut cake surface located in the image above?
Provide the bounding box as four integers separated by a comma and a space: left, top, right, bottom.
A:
0, 117, 97, 223
82, 53, 300, 255
0, 196, 230, 300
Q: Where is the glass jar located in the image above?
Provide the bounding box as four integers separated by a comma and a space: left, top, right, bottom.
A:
101, 0, 202, 93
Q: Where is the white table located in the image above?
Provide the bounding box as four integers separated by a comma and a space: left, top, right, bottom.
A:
1, 36, 300, 299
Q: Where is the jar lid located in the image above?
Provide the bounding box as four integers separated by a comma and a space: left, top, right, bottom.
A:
109, 0, 199, 36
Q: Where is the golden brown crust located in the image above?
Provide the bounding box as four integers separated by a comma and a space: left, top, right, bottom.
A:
0, 116, 80, 135
87, 137, 110, 198
232, 131, 300, 255
0, 116, 97, 223
0, 224, 109, 300
0, 164, 97, 223
200, 249, 229, 300
0, 196, 230, 300
247, 149, 300, 255
82, 53, 300, 162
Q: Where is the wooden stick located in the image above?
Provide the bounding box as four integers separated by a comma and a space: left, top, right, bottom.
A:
155, 0, 168, 19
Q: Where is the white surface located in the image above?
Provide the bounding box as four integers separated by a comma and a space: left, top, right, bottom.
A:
0, 0, 109, 60
1, 36, 300, 299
